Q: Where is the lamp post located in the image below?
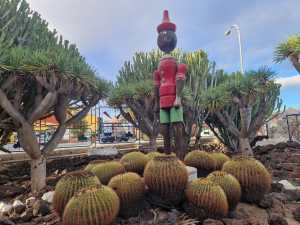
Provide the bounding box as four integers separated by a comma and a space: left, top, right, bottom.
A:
225, 24, 244, 74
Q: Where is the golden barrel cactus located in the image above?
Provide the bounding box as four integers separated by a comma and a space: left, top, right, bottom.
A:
210, 152, 230, 170
207, 171, 241, 211
52, 170, 100, 216
184, 150, 216, 177
108, 172, 145, 217
91, 161, 126, 185
144, 154, 188, 205
120, 151, 149, 175
185, 178, 228, 221
222, 156, 272, 204
85, 160, 104, 172
62, 185, 120, 225
146, 151, 163, 160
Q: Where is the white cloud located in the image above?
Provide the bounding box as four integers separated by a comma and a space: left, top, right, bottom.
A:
276, 75, 300, 88
26, 0, 300, 79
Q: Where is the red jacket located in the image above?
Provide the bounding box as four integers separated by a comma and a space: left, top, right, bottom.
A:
153, 56, 187, 108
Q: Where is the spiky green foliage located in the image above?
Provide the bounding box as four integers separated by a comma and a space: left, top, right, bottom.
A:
185, 178, 228, 221
184, 150, 216, 177
120, 151, 149, 175
144, 155, 188, 205
52, 171, 100, 216
108, 172, 145, 218
222, 156, 272, 204
91, 161, 126, 185
209, 152, 230, 170
274, 34, 300, 73
181, 51, 218, 147
204, 68, 282, 154
146, 151, 163, 160
62, 185, 120, 225
207, 171, 241, 211
274, 34, 300, 63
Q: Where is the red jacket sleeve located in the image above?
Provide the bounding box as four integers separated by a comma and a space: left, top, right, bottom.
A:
153, 69, 161, 87
176, 63, 187, 80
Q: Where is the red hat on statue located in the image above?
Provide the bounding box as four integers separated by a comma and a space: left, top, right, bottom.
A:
157, 10, 176, 33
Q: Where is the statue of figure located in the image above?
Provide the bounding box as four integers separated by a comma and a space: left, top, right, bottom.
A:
153, 10, 187, 159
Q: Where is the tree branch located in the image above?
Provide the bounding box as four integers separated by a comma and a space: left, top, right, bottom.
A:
1, 75, 16, 90
41, 124, 66, 154
217, 111, 240, 137
65, 106, 90, 126
289, 54, 300, 74
0, 88, 27, 125
119, 106, 138, 127
28, 91, 57, 123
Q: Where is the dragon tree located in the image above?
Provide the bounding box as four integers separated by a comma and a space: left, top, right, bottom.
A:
203, 68, 282, 155
0, 0, 109, 192
275, 34, 300, 73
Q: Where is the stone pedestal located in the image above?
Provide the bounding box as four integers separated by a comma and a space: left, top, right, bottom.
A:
186, 166, 197, 181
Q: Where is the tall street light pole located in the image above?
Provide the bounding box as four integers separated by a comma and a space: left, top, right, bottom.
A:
225, 24, 244, 74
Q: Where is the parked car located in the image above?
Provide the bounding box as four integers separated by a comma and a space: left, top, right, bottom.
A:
13, 140, 21, 148
101, 133, 115, 143
116, 133, 129, 142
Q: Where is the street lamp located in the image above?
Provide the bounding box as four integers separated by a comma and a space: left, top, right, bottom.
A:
225, 24, 244, 74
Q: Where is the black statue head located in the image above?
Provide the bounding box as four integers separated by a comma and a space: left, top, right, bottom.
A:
157, 30, 177, 53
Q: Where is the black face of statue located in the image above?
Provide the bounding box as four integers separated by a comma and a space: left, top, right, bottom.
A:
157, 30, 177, 53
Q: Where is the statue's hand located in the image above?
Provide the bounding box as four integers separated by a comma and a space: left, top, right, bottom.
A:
173, 96, 182, 108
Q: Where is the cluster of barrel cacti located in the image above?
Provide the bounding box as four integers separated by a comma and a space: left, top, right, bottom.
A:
90, 161, 126, 184
52, 170, 100, 216
185, 178, 229, 220
144, 154, 188, 205
108, 172, 145, 218
52, 150, 272, 224
184, 150, 216, 176
63, 185, 120, 225
222, 156, 272, 203
120, 151, 149, 175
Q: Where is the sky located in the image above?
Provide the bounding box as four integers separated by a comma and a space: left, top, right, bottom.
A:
27, 0, 300, 107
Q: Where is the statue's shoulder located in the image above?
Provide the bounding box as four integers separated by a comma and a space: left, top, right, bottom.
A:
160, 55, 177, 61
159, 55, 177, 62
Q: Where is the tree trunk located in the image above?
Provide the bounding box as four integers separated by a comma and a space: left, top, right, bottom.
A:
173, 122, 187, 160
30, 155, 46, 194
149, 135, 157, 151
237, 137, 253, 156
289, 54, 300, 74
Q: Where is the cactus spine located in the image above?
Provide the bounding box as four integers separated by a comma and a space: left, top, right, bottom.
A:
52, 171, 100, 216
91, 161, 126, 184
144, 155, 188, 205
185, 178, 228, 221
108, 172, 145, 218
184, 150, 216, 177
207, 171, 241, 211
120, 151, 149, 175
222, 156, 272, 204
62, 185, 120, 225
